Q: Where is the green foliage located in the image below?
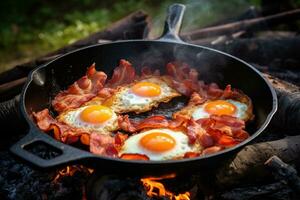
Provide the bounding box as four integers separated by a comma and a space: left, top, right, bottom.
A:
0, 0, 262, 72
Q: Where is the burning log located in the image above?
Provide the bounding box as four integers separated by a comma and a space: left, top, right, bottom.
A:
140, 174, 191, 200
182, 9, 300, 40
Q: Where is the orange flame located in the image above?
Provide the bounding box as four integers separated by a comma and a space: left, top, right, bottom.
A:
52, 165, 94, 183
140, 174, 190, 200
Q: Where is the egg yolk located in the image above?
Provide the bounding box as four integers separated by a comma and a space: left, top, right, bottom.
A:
204, 100, 236, 116
140, 132, 176, 152
80, 105, 113, 124
131, 82, 161, 97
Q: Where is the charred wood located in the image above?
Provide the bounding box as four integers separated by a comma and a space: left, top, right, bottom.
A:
193, 37, 300, 71
265, 156, 300, 193
220, 181, 293, 200
216, 136, 300, 188
182, 9, 300, 40
0, 77, 27, 101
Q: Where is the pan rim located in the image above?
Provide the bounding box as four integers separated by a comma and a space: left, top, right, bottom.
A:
20, 39, 278, 165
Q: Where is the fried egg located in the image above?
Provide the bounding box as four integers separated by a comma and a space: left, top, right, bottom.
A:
119, 128, 201, 160
175, 99, 252, 121
103, 77, 180, 114
57, 105, 118, 133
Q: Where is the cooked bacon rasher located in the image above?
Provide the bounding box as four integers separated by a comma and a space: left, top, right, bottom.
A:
52, 59, 136, 113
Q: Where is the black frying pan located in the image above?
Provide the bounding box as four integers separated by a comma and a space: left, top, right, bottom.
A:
10, 4, 277, 176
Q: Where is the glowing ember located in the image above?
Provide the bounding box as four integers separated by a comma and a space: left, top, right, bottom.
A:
141, 174, 191, 200
52, 165, 94, 183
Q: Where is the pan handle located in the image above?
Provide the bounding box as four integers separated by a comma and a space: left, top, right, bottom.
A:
158, 3, 186, 42
10, 126, 94, 168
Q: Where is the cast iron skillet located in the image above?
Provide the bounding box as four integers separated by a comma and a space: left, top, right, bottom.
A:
10, 4, 277, 176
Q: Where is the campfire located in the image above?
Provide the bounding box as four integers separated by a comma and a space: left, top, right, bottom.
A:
1, 1, 300, 200
140, 174, 191, 200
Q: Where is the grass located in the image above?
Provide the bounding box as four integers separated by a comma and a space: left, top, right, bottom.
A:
0, 0, 261, 73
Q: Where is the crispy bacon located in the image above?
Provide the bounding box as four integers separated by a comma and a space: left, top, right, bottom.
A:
89, 133, 117, 156
68, 63, 107, 95
97, 87, 116, 98
168, 115, 188, 129
184, 152, 200, 158
118, 115, 138, 132
206, 83, 224, 99
211, 115, 245, 130
120, 153, 149, 160
140, 66, 160, 77
33, 109, 56, 131
171, 80, 198, 96
114, 132, 128, 146
166, 62, 199, 96
107, 59, 135, 87
118, 115, 187, 133
136, 115, 169, 130
189, 92, 206, 106
196, 115, 248, 147
52, 63, 107, 113
52, 93, 95, 113
166, 62, 192, 80
32, 109, 90, 144
186, 120, 214, 147
202, 146, 223, 155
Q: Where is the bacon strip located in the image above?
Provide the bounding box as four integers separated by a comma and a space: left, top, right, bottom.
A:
202, 146, 223, 155
120, 153, 149, 160
184, 152, 200, 158
52, 93, 95, 113
89, 133, 117, 156
196, 115, 248, 147
107, 59, 136, 87
118, 115, 187, 133
52, 63, 107, 113
188, 92, 206, 106
166, 62, 200, 96
33, 109, 89, 144
140, 66, 160, 77
186, 120, 214, 147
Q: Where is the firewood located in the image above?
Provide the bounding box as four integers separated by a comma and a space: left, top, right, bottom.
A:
0, 77, 27, 102
202, 6, 260, 29
220, 181, 292, 200
193, 37, 300, 70
265, 156, 300, 193
215, 135, 300, 188
182, 9, 300, 40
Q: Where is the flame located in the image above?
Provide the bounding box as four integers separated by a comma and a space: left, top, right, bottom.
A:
140, 174, 190, 200
52, 165, 94, 183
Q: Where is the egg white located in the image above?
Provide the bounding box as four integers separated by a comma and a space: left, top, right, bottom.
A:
192, 99, 249, 120
119, 128, 200, 161
121, 78, 174, 106
57, 105, 118, 133
108, 77, 181, 114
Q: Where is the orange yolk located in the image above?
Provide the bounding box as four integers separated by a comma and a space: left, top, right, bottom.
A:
131, 82, 161, 97
80, 105, 113, 124
140, 132, 176, 152
204, 100, 237, 116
